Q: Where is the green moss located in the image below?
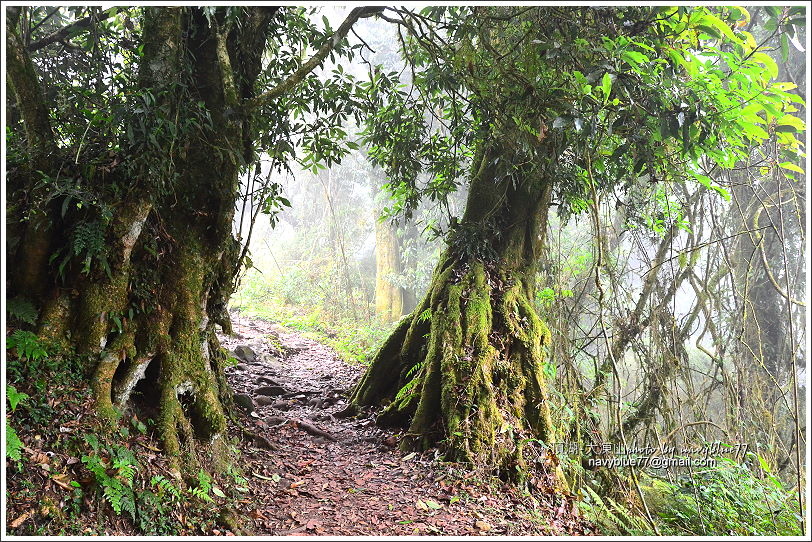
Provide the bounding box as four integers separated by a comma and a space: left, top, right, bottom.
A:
76, 271, 129, 356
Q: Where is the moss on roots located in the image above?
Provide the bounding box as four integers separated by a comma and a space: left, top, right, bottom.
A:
352, 259, 562, 484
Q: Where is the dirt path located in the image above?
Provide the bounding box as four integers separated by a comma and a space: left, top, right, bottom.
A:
219, 313, 587, 536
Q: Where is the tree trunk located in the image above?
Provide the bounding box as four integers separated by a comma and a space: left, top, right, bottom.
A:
7, 7, 275, 478
351, 143, 561, 483
374, 216, 405, 321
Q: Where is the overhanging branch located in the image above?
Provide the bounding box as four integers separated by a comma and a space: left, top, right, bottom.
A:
243, 6, 383, 110
27, 7, 122, 52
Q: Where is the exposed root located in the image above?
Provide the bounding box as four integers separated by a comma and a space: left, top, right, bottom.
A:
351, 259, 562, 484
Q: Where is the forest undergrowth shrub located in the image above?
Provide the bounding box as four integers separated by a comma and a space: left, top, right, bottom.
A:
650, 457, 803, 535
579, 457, 804, 536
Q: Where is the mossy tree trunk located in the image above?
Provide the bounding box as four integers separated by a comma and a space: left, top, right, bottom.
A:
6, 7, 278, 478
351, 143, 561, 482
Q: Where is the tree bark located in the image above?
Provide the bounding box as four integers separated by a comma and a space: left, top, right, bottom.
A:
374, 216, 405, 321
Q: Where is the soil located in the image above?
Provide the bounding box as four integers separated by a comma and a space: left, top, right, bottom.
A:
219, 313, 591, 536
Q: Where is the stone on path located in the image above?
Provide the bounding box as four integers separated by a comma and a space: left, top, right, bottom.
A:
234, 345, 257, 364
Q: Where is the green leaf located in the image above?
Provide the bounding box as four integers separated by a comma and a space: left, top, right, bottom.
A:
751, 52, 779, 79
600, 72, 613, 102
621, 50, 649, 66
425, 499, 443, 510
779, 162, 804, 174
777, 114, 806, 132
6, 385, 29, 411
697, 12, 741, 44
212, 486, 226, 498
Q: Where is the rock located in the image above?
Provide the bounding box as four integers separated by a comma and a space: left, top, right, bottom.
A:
255, 396, 276, 407
234, 345, 257, 364
218, 508, 242, 534
233, 393, 254, 413
252, 434, 277, 450
256, 385, 286, 397
255, 376, 280, 386
235, 363, 248, 371
272, 400, 292, 411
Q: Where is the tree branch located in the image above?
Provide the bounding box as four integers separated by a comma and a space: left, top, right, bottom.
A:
243, 6, 383, 110
27, 7, 121, 52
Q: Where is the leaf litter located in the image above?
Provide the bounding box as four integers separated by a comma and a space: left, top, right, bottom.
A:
220, 312, 592, 535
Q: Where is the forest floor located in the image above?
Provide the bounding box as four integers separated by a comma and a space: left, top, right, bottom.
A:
220, 312, 591, 536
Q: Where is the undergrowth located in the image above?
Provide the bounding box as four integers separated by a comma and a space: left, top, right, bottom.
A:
5, 329, 248, 536
576, 457, 803, 536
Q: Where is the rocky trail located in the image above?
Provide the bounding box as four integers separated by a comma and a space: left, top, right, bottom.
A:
218, 313, 588, 536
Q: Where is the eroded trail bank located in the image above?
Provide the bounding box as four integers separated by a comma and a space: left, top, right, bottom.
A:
218, 313, 588, 535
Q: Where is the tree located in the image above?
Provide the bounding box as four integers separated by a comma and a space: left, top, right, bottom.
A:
6, 5, 380, 476
347, 5, 805, 481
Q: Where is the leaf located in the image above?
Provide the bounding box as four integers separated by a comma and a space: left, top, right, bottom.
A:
212, 487, 226, 498
779, 162, 804, 174
425, 499, 442, 510
751, 52, 779, 79
416, 499, 428, 511
621, 50, 649, 66
777, 114, 806, 132
475, 520, 492, 532
601, 72, 613, 101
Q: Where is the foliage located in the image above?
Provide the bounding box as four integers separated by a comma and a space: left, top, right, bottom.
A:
81, 440, 138, 520
6, 330, 48, 362
5, 385, 30, 462
653, 457, 803, 535
6, 296, 39, 325
579, 485, 652, 535
80, 433, 230, 531
360, 6, 805, 239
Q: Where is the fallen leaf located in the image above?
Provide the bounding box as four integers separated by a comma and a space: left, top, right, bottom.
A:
9, 510, 34, 529
416, 499, 428, 511
476, 520, 492, 532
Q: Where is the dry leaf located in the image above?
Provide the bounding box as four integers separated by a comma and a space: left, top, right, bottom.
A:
9, 510, 35, 529
475, 520, 492, 532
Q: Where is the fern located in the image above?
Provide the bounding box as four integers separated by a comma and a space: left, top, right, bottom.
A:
151, 475, 182, 501
82, 449, 138, 520
53, 219, 110, 277
7, 330, 47, 361
5, 420, 24, 461
113, 457, 136, 486
7, 296, 38, 325
189, 469, 214, 502
581, 485, 650, 535
395, 360, 425, 402
416, 308, 432, 323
